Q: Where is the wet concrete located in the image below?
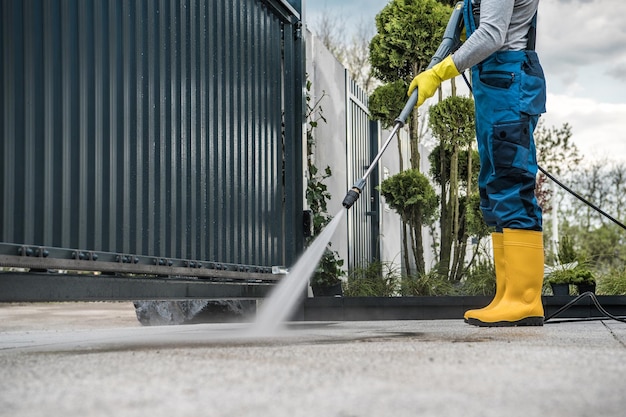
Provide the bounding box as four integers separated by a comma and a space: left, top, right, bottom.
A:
1, 302, 625, 417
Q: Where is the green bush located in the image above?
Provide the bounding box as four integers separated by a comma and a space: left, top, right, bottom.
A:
557, 235, 577, 264
597, 267, 626, 295
545, 263, 595, 286
311, 248, 345, 288
343, 261, 400, 297
572, 268, 595, 285
401, 271, 456, 296
460, 259, 496, 296
545, 268, 577, 285
378, 169, 438, 229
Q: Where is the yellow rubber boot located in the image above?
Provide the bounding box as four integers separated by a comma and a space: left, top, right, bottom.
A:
466, 228, 544, 327
464, 232, 505, 321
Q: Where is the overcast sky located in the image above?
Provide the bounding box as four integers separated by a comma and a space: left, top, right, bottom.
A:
305, 0, 626, 165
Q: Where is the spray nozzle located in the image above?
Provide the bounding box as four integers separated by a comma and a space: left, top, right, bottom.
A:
342, 188, 361, 209
342, 179, 366, 209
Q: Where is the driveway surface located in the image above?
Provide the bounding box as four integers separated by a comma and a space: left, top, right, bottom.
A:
1, 302, 625, 417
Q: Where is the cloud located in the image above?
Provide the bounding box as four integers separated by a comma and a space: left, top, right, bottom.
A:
542, 93, 626, 163
606, 58, 626, 82
538, 0, 626, 94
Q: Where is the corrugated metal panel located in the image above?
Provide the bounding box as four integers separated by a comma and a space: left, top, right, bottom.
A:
0, 0, 304, 268
346, 74, 378, 270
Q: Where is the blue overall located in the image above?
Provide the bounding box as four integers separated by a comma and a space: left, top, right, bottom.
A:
463, 0, 546, 231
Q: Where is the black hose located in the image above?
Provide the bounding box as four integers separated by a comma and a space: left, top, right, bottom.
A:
537, 166, 626, 231
544, 292, 626, 324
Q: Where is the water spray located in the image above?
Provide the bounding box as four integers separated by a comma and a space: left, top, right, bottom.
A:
342, 2, 464, 209
255, 3, 462, 333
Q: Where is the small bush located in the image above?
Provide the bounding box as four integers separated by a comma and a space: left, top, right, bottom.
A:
597, 267, 626, 295
545, 262, 595, 286
545, 267, 577, 285
401, 271, 456, 296
461, 259, 496, 296
310, 248, 345, 288
343, 261, 400, 297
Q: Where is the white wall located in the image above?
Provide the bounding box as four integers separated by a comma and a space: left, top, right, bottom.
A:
304, 29, 350, 270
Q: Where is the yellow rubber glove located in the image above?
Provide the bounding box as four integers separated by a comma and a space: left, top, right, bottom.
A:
407, 55, 460, 107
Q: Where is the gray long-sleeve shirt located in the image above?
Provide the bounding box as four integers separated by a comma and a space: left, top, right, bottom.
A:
452, 0, 539, 71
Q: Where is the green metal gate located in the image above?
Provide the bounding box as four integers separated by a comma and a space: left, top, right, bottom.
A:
0, 0, 304, 299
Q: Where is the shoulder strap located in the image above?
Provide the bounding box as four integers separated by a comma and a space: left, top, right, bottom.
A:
526, 12, 537, 50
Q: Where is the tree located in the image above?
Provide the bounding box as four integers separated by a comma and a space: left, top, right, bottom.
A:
368, 0, 451, 275
427, 95, 477, 281
369, 0, 451, 168
535, 121, 581, 213
311, 10, 347, 63
344, 19, 378, 93
607, 164, 626, 223
436, 0, 461, 6
558, 160, 626, 272
368, 80, 407, 130
310, 13, 377, 93
369, 0, 451, 84
379, 169, 439, 276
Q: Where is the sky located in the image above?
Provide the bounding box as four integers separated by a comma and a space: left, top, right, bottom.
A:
305, 0, 626, 165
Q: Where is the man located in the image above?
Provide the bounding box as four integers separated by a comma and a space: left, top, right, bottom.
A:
408, 0, 546, 326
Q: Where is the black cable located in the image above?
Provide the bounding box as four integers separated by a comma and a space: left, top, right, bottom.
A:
544, 292, 626, 324
537, 166, 626, 231
544, 316, 626, 324
537, 169, 626, 324
461, 71, 472, 92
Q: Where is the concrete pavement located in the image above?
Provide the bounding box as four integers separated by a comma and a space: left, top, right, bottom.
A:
1, 302, 625, 417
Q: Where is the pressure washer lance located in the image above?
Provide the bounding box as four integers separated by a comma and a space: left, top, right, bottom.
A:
342, 2, 464, 209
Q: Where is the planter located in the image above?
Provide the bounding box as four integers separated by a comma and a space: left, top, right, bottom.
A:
311, 282, 343, 297
299, 295, 626, 321
550, 283, 570, 296
577, 283, 596, 294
